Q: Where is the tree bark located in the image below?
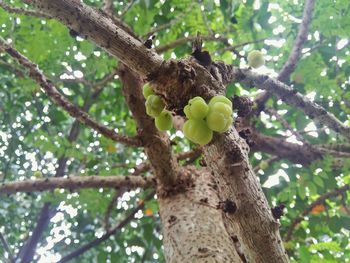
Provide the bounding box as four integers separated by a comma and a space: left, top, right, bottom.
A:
158, 167, 242, 262
25, 1, 289, 261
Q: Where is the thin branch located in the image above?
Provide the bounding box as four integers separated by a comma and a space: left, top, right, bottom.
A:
284, 184, 350, 241
227, 67, 350, 142
0, 175, 155, 195
254, 0, 316, 114
57, 191, 155, 263
15, 203, 57, 263
278, 0, 316, 82
102, 0, 113, 16
198, 0, 214, 36
0, 1, 51, 19
265, 107, 307, 143
0, 38, 142, 147
119, 0, 135, 18
143, 2, 195, 39
0, 232, 14, 263
156, 35, 229, 53
104, 189, 126, 231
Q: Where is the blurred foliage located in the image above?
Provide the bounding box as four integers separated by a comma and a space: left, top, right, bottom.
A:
0, 0, 350, 262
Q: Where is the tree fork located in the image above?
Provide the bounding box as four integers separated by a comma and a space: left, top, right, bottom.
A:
25, 0, 289, 261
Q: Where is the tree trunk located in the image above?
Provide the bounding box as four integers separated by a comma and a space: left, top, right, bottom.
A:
158, 167, 242, 263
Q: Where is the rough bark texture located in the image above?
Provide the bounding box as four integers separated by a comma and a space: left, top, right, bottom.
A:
24, 1, 289, 261
158, 167, 242, 263
118, 64, 178, 186
0, 175, 155, 195
204, 130, 289, 263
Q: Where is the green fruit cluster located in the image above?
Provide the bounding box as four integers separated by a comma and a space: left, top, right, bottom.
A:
183, 96, 233, 145
143, 84, 173, 131
247, 50, 265, 68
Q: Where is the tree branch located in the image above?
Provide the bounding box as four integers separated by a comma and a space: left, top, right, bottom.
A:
0, 232, 14, 263
15, 203, 57, 263
254, 0, 316, 113
102, 0, 113, 16
57, 191, 155, 263
104, 189, 126, 231
0, 38, 141, 147
278, 0, 316, 82
0, 175, 155, 195
284, 184, 350, 241
0, 1, 51, 19
226, 67, 350, 141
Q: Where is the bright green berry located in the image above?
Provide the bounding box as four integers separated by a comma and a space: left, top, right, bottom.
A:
259, 161, 268, 170
247, 50, 265, 68
184, 105, 194, 119
155, 110, 173, 131
211, 102, 232, 118
145, 95, 165, 117
183, 119, 213, 145
208, 95, 232, 108
33, 171, 42, 178
187, 97, 209, 119
142, 83, 154, 98
206, 112, 227, 132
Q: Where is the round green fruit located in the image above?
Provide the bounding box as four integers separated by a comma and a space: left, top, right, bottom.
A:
142, 83, 154, 98
187, 96, 209, 119
208, 95, 232, 108
145, 95, 165, 117
206, 112, 232, 133
183, 119, 213, 145
184, 105, 194, 119
247, 50, 265, 68
259, 161, 268, 170
155, 110, 173, 131
211, 102, 232, 118
33, 171, 42, 178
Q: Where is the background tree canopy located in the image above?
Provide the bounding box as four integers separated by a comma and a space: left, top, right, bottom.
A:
0, 0, 350, 262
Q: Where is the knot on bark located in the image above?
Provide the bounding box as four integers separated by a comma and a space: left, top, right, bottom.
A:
232, 95, 253, 117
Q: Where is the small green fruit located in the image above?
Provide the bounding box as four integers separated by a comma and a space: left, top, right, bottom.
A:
208, 95, 232, 108
211, 102, 232, 118
187, 96, 209, 119
142, 83, 154, 98
247, 50, 265, 68
33, 171, 42, 178
259, 161, 268, 170
145, 95, 165, 117
183, 119, 213, 145
155, 110, 173, 131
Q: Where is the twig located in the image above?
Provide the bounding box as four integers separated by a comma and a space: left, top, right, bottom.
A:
278, 0, 316, 82
0, 37, 142, 147
119, 0, 135, 18
143, 2, 195, 39
0, 1, 51, 19
0, 175, 155, 195
102, 0, 113, 16
265, 107, 307, 143
284, 184, 350, 241
57, 191, 155, 263
254, 0, 316, 114
156, 35, 229, 53
104, 189, 126, 231
15, 203, 57, 263
0, 232, 14, 263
